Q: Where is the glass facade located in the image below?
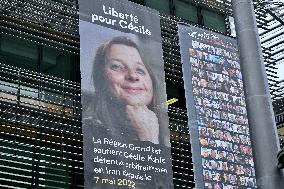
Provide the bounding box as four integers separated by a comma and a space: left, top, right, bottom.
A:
130, 0, 227, 31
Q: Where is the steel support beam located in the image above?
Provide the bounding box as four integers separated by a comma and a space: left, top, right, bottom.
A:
232, 0, 284, 188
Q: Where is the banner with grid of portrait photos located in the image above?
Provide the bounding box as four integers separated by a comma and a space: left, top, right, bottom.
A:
178, 24, 257, 189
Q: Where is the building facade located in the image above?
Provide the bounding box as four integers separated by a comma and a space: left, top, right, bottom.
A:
0, 0, 283, 188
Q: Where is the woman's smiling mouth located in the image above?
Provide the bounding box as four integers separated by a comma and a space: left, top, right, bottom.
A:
122, 86, 144, 94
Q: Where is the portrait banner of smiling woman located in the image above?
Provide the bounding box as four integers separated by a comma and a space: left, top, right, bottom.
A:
79, 0, 173, 188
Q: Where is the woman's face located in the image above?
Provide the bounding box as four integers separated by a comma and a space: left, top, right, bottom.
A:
105, 44, 153, 106
200, 79, 207, 87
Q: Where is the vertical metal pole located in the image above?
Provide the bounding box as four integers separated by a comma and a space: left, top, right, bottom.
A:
232, 0, 284, 188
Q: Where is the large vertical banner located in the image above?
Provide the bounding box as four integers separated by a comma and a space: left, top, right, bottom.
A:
178, 24, 257, 189
79, 0, 173, 188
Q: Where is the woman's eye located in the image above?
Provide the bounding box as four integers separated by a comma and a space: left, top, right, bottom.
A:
136, 68, 146, 75
110, 64, 124, 71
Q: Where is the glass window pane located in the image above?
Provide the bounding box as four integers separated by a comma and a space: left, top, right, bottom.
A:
0, 33, 38, 72
145, 0, 170, 14
175, 0, 198, 23
202, 8, 226, 33
0, 32, 41, 97
42, 46, 73, 80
